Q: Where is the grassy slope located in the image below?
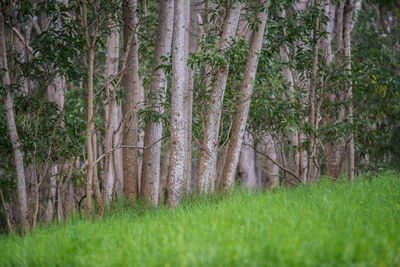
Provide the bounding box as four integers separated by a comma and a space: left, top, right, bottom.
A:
1, 173, 399, 266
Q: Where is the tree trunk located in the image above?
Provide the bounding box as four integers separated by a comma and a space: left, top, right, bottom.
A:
102, 17, 121, 210
343, 0, 355, 182
167, 0, 190, 207
197, 1, 243, 193
321, 0, 340, 179
306, 13, 320, 183
141, 0, 174, 206
92, 132, 102, 206
82, 0, 96, 218
183, 0, 194, 197
0, 11, 29, 232
122, 0, 140, 202
221, 3, 269, 190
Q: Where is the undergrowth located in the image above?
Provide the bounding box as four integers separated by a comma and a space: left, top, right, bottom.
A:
0, 172, 399, 266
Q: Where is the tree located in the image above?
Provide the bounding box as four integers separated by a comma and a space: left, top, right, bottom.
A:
196, 0, 243, 193
141, 0, 174, 206
343, 0, 355, 182
167, 0, 190, 207
122, 0, 141, 202
222, 1, 269, 190
0, 9, 29, 232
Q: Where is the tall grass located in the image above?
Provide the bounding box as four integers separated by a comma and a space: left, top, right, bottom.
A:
1, 173, 399, 266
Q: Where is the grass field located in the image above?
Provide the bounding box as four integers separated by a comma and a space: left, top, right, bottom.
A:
1, 173, 399, 266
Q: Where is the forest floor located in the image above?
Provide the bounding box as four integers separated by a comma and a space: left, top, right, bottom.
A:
1, 172, 399, 266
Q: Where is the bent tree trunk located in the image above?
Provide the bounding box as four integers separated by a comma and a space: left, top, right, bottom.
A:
141, 0, 174, 206
168, 0, 189, 207
0, 11, 29, 231
222, 3, 269, 190
196, 1, 243, 193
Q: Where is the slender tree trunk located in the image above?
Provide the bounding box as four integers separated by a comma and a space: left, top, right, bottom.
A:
141, 0, 174, 206
101, 17, 120, 211
122, 0, 140, 202
167, 0, 190, 207
0, 11, 29, 232
85, 46, 95, 217
321, 0, 341, 179
333, 0, 347, 178
183, 0, 194, 197
221, 3, 269, 190
92, 132, 102, 206
344, 0, 355, 182
82, 0, 96, 217
306, 14, 320, 183
197, 1, 243, 193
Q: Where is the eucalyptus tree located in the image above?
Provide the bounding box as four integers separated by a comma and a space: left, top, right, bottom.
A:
196, 0, 243, 193
102, 15, 122, 204
122, 0, 142, 203
0, 9, 29, 232
221, 0, 269, 190
141, 0, 174, 206
168, 0, 190, 207
343, 0, 355, 182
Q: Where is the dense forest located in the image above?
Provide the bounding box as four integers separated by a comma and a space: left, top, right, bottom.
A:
0, 0, 399, 234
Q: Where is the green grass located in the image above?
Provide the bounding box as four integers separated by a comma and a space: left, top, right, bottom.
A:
1, 173, 400, 266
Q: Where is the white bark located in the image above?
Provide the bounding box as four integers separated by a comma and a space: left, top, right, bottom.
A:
103, 18, 122, 200
167, 0, 190, 207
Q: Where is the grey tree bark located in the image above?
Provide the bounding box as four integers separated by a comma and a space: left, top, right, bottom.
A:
222, 2, 269, 190
141, 0, 174, 206
0, 10, 29, 231
197, 1, 243, 193
167, 0, 190, 207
